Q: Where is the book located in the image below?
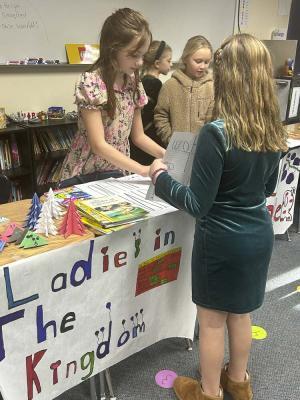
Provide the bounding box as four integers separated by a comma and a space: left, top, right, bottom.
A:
54, 186, 92, 204
80, 215, 132, 235
75, 195, 148, 228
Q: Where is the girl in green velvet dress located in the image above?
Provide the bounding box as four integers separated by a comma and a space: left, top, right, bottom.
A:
149, 34, 288, 400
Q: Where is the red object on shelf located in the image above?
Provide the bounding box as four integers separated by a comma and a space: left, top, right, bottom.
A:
59, 199, 85, 238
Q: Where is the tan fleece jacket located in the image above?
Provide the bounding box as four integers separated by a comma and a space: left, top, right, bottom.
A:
154, 69, 214, 145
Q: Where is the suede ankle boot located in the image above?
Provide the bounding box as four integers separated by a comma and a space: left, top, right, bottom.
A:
173, 376, 223, 400
220, 365, 253, 400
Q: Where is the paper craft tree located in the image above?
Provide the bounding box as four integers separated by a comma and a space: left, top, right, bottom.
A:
0, 223, 20, 240
15, 228, 29, 245
35, 202, 57, 237
7, 227, 24, 243
0, 223, 22, 251
59, 200, 85, 238
24, 193, 42, 230
45, 188, 63, 219
19, 230, 48, 249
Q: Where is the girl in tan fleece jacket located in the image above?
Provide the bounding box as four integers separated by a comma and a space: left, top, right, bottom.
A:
154, 35, 214, 145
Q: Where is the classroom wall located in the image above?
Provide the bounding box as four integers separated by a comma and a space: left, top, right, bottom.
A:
0, 69, 85, 114
238, 0, 290, 39
0, 0, 291, 114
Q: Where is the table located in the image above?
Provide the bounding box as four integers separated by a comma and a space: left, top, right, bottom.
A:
0, 196, 196, 400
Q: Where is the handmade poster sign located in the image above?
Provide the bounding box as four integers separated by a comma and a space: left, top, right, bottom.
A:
266, 148, 300, 234
0, 211, 196, 400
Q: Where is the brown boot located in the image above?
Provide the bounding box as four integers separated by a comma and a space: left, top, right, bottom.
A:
173, 376, 223, 400
220, 365, 253, 400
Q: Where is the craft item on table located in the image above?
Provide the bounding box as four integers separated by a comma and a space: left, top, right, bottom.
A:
0, 238, 6, 252
19, 230, 48, 249
15, 228, 29, 245
0, 216, 9, 224
0, 222, 21, 240
7, 227, 24, 243
24, 193, 42, 230
59, 200, 85, 238
35, 202, 57, 237
45, 188, 63, 219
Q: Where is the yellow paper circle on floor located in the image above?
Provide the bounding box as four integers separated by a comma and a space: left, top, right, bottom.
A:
252, 325, 267, 340
296, 286, 300, 292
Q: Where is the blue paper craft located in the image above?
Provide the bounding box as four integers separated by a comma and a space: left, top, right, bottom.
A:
0, 239, 6, 252
24, 193, 42, 230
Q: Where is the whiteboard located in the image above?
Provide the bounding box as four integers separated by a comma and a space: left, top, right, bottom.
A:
0, 0, 236, 63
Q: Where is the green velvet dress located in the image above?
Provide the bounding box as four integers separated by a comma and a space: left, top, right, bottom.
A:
155, 120, 281, 313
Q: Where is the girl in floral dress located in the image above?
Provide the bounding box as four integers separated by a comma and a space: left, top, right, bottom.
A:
59, 8, 165, 187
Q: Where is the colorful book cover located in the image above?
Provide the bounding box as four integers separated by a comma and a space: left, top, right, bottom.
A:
75, 196, 148, 227
54, 187, 92, 204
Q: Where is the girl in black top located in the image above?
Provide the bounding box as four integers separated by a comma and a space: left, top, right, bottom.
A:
130, 40, 172, 164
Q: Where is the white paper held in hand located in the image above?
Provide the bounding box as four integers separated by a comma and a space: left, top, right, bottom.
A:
146, 131, 198, 201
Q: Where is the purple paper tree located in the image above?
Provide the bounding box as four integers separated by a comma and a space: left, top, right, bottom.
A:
24, 193, 42, 230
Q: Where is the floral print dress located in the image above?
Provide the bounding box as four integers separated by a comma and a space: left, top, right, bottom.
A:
60, 71, 148, 180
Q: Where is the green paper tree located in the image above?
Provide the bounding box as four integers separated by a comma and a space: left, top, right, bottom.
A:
19, 230, 48, 249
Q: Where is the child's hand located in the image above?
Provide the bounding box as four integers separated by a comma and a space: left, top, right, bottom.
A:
149, 159, 168, 183
150, 159, 167, 174
139, 165, 151, 177
159, 147, 166, 159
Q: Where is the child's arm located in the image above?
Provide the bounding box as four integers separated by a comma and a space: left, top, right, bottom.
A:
130, 109, 166, 158
82, 109, 150, 177
154, 85, 172, 145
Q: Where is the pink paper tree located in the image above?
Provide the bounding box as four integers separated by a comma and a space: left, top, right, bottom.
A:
59, 200, 85, 238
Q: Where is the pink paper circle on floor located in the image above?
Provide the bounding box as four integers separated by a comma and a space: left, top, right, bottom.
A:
155, 370, 178, 388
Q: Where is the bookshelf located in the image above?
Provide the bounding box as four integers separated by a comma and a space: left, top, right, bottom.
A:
0, 120, 77, 200
0, 124, 32, 200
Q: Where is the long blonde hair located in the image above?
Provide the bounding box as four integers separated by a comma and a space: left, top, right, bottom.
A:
213, 33, 288, 152
91, 8, 151, 119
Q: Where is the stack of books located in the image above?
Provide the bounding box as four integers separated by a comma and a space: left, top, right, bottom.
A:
75, 195, 149, 234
